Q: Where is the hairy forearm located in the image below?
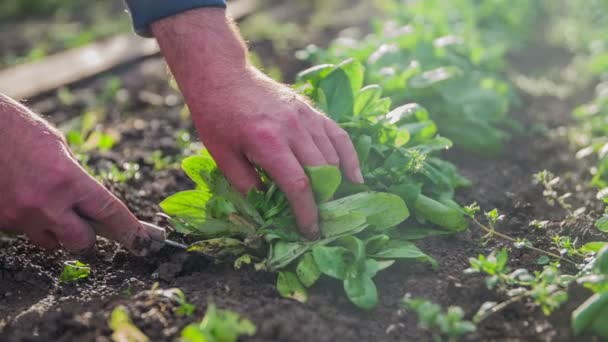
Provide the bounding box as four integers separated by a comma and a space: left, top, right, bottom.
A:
151, 8, 249, 105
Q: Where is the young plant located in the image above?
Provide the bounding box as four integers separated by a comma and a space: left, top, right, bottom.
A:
466, 249, 572, 322
161, 153, 434, 309
533, 170, 576, 217
109, 305, 149, 342
181, 304, 256, 342
402, 296, 476, 341
161, 60, 475, 309
59, 260, 90, 284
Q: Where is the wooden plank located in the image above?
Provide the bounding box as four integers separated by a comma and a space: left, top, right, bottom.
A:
0, 0, 257, 100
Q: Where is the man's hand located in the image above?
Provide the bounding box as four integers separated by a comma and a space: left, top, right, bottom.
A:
152, 8, 363, 239
0, 95, 150, 255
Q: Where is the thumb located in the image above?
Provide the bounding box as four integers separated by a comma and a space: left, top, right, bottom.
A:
74, 174, 151, 256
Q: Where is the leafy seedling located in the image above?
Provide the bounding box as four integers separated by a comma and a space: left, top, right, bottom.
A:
181, 304, 256, 342
59, 260, 90, 284
109, 305, 149, 342
403, 295, 476, 341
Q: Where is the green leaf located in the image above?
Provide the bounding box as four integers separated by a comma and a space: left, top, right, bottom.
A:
363, 259, 395, 278
355, 135, 372, 165
414, 194, 467, 231
296, 64, 335, 85
160, 190, 212, 225
181, 304, 256, 342
581, 242, 608, 254
296, 253, 321, 287
343, 273, 378, 309
109, 306, 149, 342
364, 235, 390, 255
267, 241, 310, 271
277, 271, 308, 303
319, 67, 355, 120
305, 165, 342, 202
319, 211, 367, 237
572, 292, 608, 337
369, 240, 437, 268
354, 85, 384, 116
595, 246, 608, 275
319, 192, 409, 230
182, 154, 217, 189
59, 260, 90, 283
312, 245, 349, 280
338, 59, 364, 95
596, 215, 608, 232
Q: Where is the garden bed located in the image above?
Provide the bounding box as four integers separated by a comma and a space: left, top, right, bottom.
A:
0, 33, 602, 341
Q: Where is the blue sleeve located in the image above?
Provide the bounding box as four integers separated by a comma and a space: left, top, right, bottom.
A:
125, 0, 227, 37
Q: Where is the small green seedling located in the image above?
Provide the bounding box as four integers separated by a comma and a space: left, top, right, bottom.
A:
466, 249, 571, 322
59, 260, 90, 284
109, 305, 149, 342
403, 296, 475, 341
181, 304, 256, 342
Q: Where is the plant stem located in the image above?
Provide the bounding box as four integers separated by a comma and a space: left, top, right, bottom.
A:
471, 217, 578, 266
474, 294, 526, 324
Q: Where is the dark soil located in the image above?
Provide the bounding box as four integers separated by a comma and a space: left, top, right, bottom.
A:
1, 35, 606, 342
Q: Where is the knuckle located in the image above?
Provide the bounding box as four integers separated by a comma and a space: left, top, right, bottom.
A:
332, 128, 350, 141
250, 123, 282, 146
285, 176, 311, 194
283, 111, 302, 131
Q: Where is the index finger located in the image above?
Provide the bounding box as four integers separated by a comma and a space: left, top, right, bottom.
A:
249, 144, 319, 240
73, 174, 151, 255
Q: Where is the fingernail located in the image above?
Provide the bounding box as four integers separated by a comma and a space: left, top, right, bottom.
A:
354, 167, 364, 184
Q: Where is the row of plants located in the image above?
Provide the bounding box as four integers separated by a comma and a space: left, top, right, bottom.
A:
560, 2, 608, 338
158, 1, 544, 313
297, 0, 542, 157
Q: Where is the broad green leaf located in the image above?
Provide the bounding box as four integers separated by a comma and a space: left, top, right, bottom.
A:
305, 165, 342, 202
354, 85, 384, 116
277, 271, 308, 303
312, 245, 349, 280
319, 68, 355, 120
160, 190, 211, 225
572, 292, 608, 337
267, 241, 310, 271
320, 192, 409, 230
581, 242, 608, 254
296, 253, 321, 287
364, 259, 395, 278
344, 273, 378, 309
414, 194, 466, 231
337, 58, 365, 95
320, 212, 367, 237
182, 154, 217, 189
369, 240, 437, 268
355, 135, 372, 165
